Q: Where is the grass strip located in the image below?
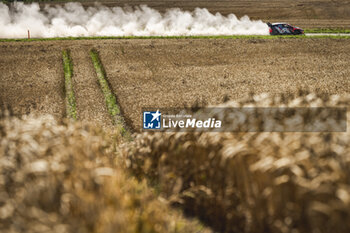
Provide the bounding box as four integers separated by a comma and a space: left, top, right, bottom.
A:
304, 28, 350, 33
90, 49, 127, 134
1, 34, 350, 43
62, 50, 77, 120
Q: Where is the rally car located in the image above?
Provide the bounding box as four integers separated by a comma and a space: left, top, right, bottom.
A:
267, 22, 304, 35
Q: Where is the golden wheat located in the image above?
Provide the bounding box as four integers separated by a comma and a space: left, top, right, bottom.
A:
125, 92, 350, 233
0, 112, 211, 233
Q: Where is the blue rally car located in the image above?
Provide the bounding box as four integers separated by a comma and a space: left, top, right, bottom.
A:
267, 22, 304, 35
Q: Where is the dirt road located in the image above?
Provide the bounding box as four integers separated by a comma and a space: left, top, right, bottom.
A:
43, 0, 350, 29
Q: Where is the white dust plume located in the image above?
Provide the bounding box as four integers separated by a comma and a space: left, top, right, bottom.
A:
0, 2, 269, 38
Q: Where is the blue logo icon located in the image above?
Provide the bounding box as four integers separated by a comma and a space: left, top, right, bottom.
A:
143, 110, 161, 129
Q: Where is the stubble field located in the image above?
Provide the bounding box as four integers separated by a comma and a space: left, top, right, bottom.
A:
1, 38, 349, 129
0, 43, 65, 119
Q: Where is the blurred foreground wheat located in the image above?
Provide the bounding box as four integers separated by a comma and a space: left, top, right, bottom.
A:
0, 112, 211, 233
125, 92, 350, 233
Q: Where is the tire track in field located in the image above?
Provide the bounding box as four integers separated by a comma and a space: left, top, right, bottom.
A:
62, 50, 77, 120
69, 47, 113, 128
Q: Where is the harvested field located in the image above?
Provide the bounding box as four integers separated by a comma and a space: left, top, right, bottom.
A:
0, 43, 65, 119
1, 38, 350, 129
98, 38, 350, 130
